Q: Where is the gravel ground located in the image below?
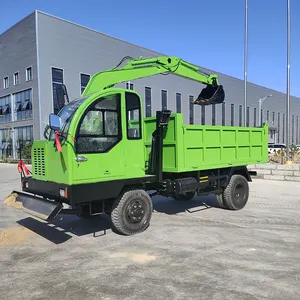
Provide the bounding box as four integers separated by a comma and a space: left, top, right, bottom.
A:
0, 163, 299, 300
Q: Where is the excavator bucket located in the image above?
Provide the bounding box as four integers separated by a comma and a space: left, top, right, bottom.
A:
192, 85, 225, 106
3, 191, 63, 221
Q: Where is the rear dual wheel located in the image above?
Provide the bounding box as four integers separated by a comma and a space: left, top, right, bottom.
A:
216, 174, 249, 210
111, 189, 153, 235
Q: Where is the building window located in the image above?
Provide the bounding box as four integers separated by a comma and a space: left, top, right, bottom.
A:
201, 106, 205, 125
277, 113, 280, 143
254, 108, 257, 127
14, 89, 33, 121
212, 104, 216, 125
13, 72, 20, 85
80, 73, 90, 94
260, 109, 263, 126
161, 90, 167, 110
189, 95, 194, 124
272, 112, 275, 124
0, 95, 11, 123
145, 87, 151, 117
246, 107, 250, 127
3, 77, 9, 89
52, 67, 64, 114
267, 110, 269, 122
0, 128, 13, 158
26, 67, 33, 81
15, 125, 33, 146
126, 82, 134, 90
176, 93, 181, 113
222, 103, 225, 126
231, 104, 234, 126
239, 105, 242, 126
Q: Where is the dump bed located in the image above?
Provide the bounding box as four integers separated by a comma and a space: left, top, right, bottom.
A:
144, 113, 268, 173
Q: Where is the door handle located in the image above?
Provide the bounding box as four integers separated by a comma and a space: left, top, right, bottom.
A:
75, 156, 88, 162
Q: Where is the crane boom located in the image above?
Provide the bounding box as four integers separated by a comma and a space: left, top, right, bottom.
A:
82, 56, 225, 106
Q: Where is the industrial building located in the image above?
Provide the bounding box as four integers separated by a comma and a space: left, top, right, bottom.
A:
1, 10, 299, 159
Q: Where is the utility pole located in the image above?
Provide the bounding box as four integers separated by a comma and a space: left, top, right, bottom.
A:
286, 0, 291, 161
244, 0, 248, 126
258, 94, 273, 126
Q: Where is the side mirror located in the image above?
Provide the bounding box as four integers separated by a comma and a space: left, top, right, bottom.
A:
49, 113, 61, 131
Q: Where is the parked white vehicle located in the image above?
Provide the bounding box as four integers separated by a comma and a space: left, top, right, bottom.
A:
268, 143, 286, 154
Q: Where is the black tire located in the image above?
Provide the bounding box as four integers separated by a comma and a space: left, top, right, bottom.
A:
111, 189, 153, 235
215, 193, 227, 209
223, 174, 249, 210
172, 192, 195, 201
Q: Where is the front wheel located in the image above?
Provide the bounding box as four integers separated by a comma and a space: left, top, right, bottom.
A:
222, 174, 249, 210
111, 189, 153, 235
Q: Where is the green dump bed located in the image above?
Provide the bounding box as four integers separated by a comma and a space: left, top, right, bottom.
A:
144, 113, 268, 173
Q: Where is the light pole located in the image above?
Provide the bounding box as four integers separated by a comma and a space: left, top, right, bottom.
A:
286, 0, 291, 161
244, 0, 248, 126
258, 94, 272, 126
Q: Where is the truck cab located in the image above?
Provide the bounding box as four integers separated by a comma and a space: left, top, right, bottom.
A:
46, 88, 147, 183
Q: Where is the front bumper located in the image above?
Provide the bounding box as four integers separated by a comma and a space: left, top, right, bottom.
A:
4, 191, 63, 221
21, 177, 70, 204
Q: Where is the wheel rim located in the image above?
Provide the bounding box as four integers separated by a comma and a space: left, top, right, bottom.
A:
234, 182, 245, 203
126, 199, 145, 224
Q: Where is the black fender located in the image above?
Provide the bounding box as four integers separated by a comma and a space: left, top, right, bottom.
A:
229, 166, 252, 182
219, 166, 252, 186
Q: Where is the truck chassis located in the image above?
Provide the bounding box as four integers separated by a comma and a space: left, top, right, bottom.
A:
15, 160, 251, 236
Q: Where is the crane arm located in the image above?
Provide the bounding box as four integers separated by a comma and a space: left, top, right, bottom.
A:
82, 56, 225, 105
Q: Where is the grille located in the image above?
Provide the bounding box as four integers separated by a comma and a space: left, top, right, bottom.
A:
33, 148, 46, 176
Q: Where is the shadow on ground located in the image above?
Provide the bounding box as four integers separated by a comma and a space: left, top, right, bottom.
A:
152, 194, 223, 215
17, 214, 112, 244
16, 194, 223, 244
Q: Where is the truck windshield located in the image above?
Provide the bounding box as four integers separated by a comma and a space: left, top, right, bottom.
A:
58, 96, 89, 130
48, 96, 89, 140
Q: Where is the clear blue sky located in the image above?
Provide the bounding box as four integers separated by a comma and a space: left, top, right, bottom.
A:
1, 0, 299, 97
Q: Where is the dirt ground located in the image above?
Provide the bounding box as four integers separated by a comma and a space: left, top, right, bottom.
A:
0, 163, 300, 300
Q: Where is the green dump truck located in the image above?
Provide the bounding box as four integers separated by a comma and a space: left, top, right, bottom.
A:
4, 56, 268, 235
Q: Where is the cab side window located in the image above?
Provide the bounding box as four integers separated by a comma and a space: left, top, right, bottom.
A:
76, 94, 121, 153
125, 92, 142, 139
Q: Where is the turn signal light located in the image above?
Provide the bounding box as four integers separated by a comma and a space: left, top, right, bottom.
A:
59, 188, 68, 198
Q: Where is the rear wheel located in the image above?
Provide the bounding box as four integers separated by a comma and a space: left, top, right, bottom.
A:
215, 193, 227, 208
111, 189, 153, 235
172, 192, 195, 201
223, 174, 249, 210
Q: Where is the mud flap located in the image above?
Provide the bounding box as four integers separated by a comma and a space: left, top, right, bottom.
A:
192, 84, 225, 106
4, 191, 63, 221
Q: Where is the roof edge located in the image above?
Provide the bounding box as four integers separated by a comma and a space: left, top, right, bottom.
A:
0, 10, 37, 36
35, 10, 167, 58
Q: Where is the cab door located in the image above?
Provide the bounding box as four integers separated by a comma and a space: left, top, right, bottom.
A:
72, 92, 125, 183
123, 91, 146, 179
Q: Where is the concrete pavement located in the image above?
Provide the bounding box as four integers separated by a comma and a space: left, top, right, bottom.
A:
0, 163, 299, 300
